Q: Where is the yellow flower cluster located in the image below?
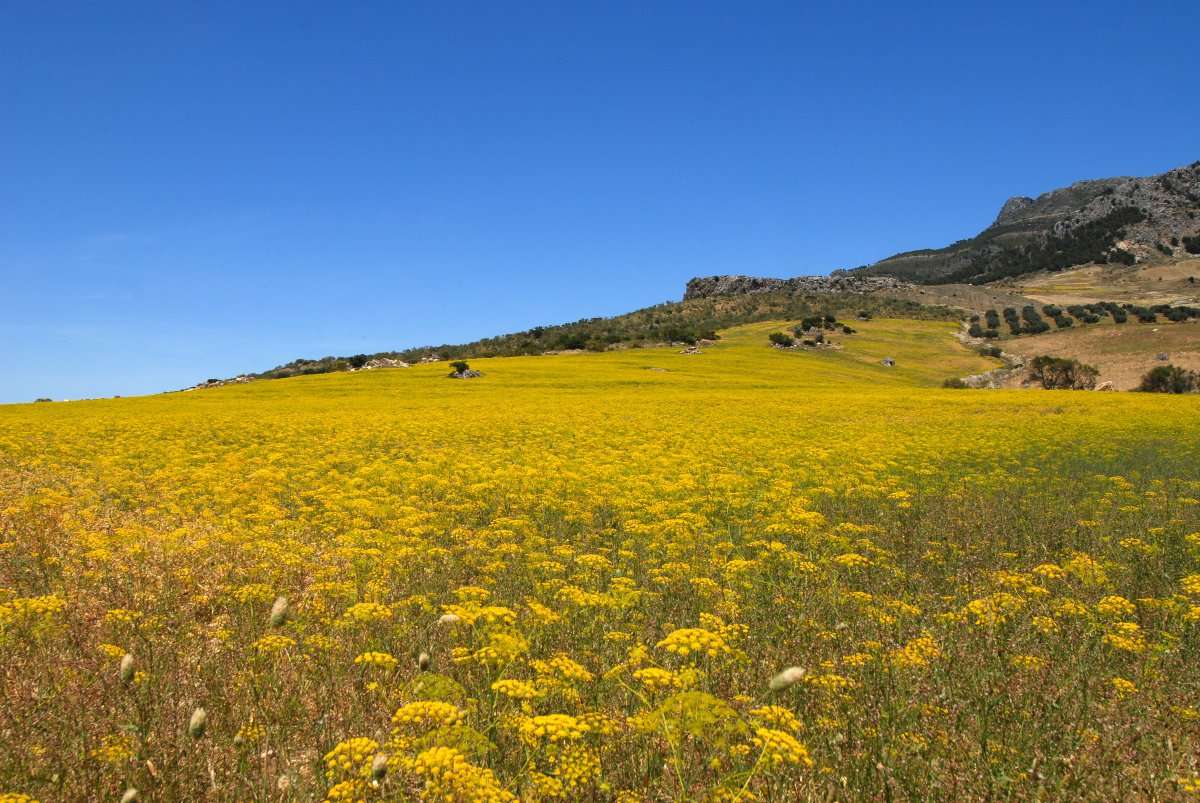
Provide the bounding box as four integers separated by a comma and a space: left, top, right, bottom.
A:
751, 727, 813, 767
391, 702, 463, 731
253, 633, 296, 654
353, 651, 398, 669
750, 705, 801, 733
323, 737, 378, 781
633, 667, 682, 691
519, 714, 590, 744
410, 746, 515, 803
656, 627, 730, 658
889, 635, 941, 669
491, 678, 540, 700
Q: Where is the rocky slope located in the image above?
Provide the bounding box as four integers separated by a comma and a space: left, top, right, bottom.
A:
854, 160, 1200, 284
683, 273, 908, 300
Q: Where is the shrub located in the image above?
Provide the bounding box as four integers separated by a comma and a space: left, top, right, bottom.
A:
1109, 248, 1136, 265
941, 377, 969, 389
1183, 235, 1200, 255
768, 332, 795, 347
799, 317, 823, 332
449, 360, 470, 374
1138, 365, 1199, 393
1028, 355, 1099, 390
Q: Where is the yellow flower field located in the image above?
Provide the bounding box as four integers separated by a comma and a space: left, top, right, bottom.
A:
1, 319, 1199, 801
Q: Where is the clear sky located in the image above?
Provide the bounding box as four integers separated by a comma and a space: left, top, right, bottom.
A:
3, 1, 1198, 402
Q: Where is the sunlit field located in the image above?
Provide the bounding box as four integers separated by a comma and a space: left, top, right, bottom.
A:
2, 319, 1199, 801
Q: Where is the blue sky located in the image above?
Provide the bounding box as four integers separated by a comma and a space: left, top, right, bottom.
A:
3, 1, 1198, 402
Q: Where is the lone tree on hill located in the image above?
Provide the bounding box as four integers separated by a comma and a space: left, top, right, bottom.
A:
1028, 355, 1099, 390
1138, 365, 1199, 393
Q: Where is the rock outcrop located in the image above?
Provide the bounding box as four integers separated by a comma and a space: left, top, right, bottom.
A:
683, 273, 909, 300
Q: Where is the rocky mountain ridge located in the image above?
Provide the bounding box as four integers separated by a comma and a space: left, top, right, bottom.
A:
854, 160, 1200, 284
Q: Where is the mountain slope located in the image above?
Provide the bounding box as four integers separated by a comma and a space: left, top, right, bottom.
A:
853, 160, 1200, 284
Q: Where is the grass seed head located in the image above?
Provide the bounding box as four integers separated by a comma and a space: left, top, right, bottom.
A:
418, 651, 431, 671
121, 788, 139, 803
119, 653, 135, 684
371, 752, 389, 780
269, 596, 289, 627
188, 707, 207, 739
769, 666, 807, 691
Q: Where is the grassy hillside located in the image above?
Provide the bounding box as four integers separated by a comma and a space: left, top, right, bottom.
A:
2, 320, 1200, 800
249, 290, 953, 381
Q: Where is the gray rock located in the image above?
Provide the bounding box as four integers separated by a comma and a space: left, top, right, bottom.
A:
684, 273, 909, 301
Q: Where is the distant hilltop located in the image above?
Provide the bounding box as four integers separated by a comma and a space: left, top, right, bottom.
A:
685, 160, 1200, 296
850, 160, 1200, 284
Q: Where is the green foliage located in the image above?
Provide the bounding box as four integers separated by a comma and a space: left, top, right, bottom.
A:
1028, 356, 1099, 390
940, 207, 1148, 284
1020, 306, 1050, 334
408, 672, 468, 704
449, 360, 470, 374
1184, 236, 1200, 255
768, 332, 796, 347
635, 691, 748, 746
1138, 365, 1199, 394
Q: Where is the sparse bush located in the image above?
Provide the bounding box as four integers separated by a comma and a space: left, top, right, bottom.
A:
1028, 355, 1099, 390
1138, 365, 1199, 393
941, 377, 969, 389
